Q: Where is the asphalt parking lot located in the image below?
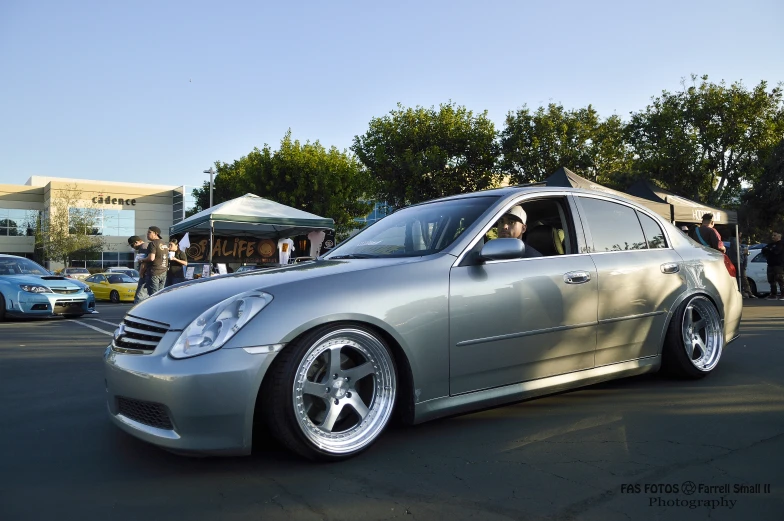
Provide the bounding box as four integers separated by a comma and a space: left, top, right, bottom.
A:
1, 301, 782, 521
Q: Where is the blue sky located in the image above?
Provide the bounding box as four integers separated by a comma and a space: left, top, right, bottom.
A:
1, 0, 782, 187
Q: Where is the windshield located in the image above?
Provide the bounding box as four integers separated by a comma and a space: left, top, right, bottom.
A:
0, 257, 49, 276
68, 268, 89, 273
326, 196, 499, 258
107, 274, 136, 284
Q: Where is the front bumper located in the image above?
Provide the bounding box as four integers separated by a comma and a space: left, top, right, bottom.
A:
103, 334, 278, 455
6, 290, 96, 317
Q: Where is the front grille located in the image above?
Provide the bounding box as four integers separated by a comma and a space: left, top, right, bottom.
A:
51, 288, 80, 294
112, 315, 169, 354
117, 396, 173, 430
55, 298, 86, 305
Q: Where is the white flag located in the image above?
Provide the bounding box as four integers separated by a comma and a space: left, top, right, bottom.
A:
179, 232, 190, 249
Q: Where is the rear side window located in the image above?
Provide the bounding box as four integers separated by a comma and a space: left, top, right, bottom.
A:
637, 211, 668, 248
579, 197, 647, 252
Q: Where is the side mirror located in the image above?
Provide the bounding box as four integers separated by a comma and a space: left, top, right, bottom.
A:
101, 281, 109, 285
479, 238, 525, 261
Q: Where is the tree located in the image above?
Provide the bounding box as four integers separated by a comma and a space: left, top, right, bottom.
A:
741, 138, 784, 240
193, 131, 374, 236
30, 184, 105, 267
499, 103, 633, 185
627, 75, 784, 206
352, 102, 501, 208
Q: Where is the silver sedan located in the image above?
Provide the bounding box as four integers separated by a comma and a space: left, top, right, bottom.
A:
104, 186, 742, 460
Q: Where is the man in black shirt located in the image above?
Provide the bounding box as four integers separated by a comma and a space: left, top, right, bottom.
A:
761, 231, 784, 300
135, 226, 169, 303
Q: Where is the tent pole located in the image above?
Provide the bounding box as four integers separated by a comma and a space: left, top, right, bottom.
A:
735, 223, 741, 292
209, 220, 214, 270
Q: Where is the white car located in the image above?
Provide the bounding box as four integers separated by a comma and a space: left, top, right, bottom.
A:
60, 267, 91, 280
106, 267, 140, 281
746, 250, 770, 296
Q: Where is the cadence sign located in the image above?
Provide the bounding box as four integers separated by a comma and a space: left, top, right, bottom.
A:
92, 196, 137, 206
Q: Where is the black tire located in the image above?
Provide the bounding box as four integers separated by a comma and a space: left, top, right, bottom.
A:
261, 324, 397, 461
662, 295, 724, 379
110, 290, 120, 303
0, 294, 6, 321
747, 278, 758, 297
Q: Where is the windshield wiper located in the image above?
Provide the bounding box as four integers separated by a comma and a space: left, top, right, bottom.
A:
329, 254, 378, 259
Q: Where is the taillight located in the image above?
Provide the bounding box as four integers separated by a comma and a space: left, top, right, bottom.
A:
723, 255, 737, 278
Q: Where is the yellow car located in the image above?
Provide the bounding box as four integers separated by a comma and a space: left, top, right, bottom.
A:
84, 272, 138, 303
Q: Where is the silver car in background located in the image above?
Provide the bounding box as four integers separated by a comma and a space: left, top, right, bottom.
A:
104, 187, 742, 460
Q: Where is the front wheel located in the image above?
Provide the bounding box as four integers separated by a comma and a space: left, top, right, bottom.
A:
110, 290, 120, 303
262, 325, 397, 460
662, 295, 724, 378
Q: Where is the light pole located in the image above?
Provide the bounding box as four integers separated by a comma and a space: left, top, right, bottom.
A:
203, 167, 215, 208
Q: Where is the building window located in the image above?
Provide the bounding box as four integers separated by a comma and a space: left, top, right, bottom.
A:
0, 208, 39, 236
354, 201, 391, 227
68, 208, 135, 237
69, 251, 135, 269
173, 185, 199, 225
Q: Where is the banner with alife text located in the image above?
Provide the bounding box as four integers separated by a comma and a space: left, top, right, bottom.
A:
183, 235, 280, 264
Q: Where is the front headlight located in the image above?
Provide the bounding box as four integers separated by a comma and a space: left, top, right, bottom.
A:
19, 285, 53, 293
169, 290, 273, 359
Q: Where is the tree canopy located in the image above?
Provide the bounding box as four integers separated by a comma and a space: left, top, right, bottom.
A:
499, 103, 632, 185
742, 138, 784, 237
351, 102, 501, 208
626, 75, 784, 206
192, 131, 373, 235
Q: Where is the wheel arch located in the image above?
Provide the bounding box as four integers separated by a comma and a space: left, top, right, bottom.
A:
658, 290, 722, 356
251, 318, 417, 442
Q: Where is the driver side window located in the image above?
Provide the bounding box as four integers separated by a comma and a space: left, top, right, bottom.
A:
484, 196, 576, 257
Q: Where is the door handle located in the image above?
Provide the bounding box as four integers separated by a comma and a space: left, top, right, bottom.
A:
563, 271, 591, 284
661, 262, 680, 274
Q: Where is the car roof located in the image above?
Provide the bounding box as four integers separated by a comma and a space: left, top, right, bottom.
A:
410, 185, 646, 208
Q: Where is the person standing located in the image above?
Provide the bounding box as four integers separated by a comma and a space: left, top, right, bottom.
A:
165, 238, 188, 287
135, 226, 168, 303
761, 231, 784, 300
694, 213, 726, 253
128, 235, 149, 302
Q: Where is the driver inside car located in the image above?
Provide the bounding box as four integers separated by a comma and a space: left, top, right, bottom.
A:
494, 205, 543, 258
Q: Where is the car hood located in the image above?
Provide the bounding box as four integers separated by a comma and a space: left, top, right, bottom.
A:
128, 257, 430, 329
1, 274, 81, 286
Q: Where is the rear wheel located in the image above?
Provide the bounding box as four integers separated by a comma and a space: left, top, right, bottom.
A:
263, 324, 397, 460
662, 295, 723, 378
110, 290, 120, 303
0, 294, 6, 321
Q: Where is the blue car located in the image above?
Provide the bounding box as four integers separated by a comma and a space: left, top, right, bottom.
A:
0, 254, 97, 320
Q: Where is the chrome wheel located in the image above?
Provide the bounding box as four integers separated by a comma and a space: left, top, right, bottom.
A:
292, 328, 396, 455
680, 296, 723, 372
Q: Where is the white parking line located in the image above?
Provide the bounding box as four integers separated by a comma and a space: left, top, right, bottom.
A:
70, 320, 114, 337
89, 319, 120, 327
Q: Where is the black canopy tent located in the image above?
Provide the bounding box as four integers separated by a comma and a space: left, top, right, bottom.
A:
544, 167, 673, 221
625, 179, 738, 225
